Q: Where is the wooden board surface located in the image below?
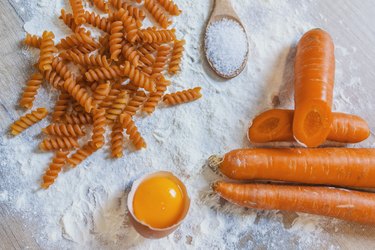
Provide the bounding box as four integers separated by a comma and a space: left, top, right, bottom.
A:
1, 0, 375, 249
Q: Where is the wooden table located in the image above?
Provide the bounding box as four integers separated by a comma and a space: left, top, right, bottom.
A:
2, 0, 375, 249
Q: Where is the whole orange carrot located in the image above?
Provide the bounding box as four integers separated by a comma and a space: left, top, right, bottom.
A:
248, 109, 369, 143
213, 182, 375, 225
293, 28, 335, 147
210, 148, 375, 188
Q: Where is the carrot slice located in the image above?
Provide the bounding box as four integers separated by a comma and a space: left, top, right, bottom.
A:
293, 28, 335, 147
248, 109, 369, 143
213, 182, 375, 225
211, 148, 375, 188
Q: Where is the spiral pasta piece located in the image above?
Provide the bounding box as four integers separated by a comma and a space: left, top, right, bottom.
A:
60, 9, 80, 32
100, 87, 120, 109
111, 122, 124, 158
144, 0, 171, 28
142, 77, 169, 114
19, 73, 43, 109
67, 142, 97, 167
83, 11, 111, 33
57, 30, 98, 50
122, 43, 139, 67
152, 44, 171, 74
41, 151, 69, 189
62, 77, 93, 113
156, 0, 181, 16
43, 124, 86, 137
110, 0, 146, 21
51, 57, 72, 80
124, 91, 147, 116
69, 0, 86, 25
44, 69, 64, 88
122, 61, 156, 91
10, 108, 48, 135
116, 8, 139, 43
68, 51, 111, 68
92, 108, 106, 148
64, 113, 93, 125
138, 29, 176, 43
109, 21, 124, 61
106, 90, 129, 122
40, 137, 79, 151
169, 39, 185, 74
164, 87, 202, 106
85, 65, 123, 82
52, 93, 71, 122
119, 113, 146, 150
92, 0, 109, 12
93, 81, 111, 106
39, 31, 57, 72
24, 33, 42, 48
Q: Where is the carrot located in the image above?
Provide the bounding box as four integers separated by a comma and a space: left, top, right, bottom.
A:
213, 181, 375, 224
248, 109, 369, 143
293, 28, 335, 147
209, 148, 375, 188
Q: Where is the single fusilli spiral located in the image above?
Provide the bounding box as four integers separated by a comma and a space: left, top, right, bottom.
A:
43, 124, 86, 137
122, 43, 139, 67
116, 8, 139, 43
19, 72, 43, 109
40, 137, 79, 151
152, 44, 171, 74
85, 65, 123, 82
84, 11, 111, 33
69, 0, 86, 25
122, 61, 156, 91
100, 87, 120, 109
51, 57, 72, 80
110, 0, 146, 22
92, 108, 106, 148
10, 108, 48, 135
57, 30, 98, 50
67, 142, 97, 167
44, 69, 64, 88
39, 31, 57, 72
156, 0, 181, 16
138, 29, 176, 43
119, 113, 146, 150
52, 93, 71, 122
62, 77, 93, 113
106, 90, 129, 122
41, 150, 69, 189
163, 87, 202, 106
64, 113, 93, 125
92, 0, 109, 12
144, 0, 171, 28
111, 122, 124, 158
109, 21, 124, 61
67, 51, 111, 68
124, 91, 147, 116
168, 39, 185, 74
60, 9, 80, 32
142, 77, 169, 114
24, 33, 42, 48
93, 81, 111, 106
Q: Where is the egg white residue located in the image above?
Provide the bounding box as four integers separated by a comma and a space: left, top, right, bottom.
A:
2, 0, 375, 249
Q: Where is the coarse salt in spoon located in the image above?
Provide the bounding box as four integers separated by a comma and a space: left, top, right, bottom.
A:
204, 0, 249, 79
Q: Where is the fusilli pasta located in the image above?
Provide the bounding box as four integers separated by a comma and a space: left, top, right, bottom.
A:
163, 87, 202, 106
19, 73, 43, 109
119, 113, 146, 150
10, 108, 48, 135
43, 124, 86, 137
40, 137, 79, 151
41, 150, 69, 189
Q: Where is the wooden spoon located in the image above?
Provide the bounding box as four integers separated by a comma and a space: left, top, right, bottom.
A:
204, 0, 249, 79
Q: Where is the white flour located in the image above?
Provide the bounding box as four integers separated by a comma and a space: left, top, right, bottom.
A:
2, 0, 375, 249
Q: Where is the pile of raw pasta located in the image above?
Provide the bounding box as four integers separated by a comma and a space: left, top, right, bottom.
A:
10, 0, 202, 189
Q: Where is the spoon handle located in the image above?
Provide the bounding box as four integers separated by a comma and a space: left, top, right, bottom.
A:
212, 0, 237, 19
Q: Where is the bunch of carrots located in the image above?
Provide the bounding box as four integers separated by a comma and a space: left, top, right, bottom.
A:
211, 28, 375, 225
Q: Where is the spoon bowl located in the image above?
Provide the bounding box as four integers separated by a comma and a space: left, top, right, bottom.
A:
204, 0, 249, 79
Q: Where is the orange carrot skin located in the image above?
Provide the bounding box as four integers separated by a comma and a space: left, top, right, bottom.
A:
248, 109, 369, 143
293, 28, 335, 147
219, 148, 375, 188
213, 182, 375, 225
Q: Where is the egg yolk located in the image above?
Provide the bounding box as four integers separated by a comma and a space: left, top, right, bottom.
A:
133, 176, 184, 229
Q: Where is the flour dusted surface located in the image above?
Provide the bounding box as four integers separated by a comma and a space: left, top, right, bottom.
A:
2, 0, 375, 249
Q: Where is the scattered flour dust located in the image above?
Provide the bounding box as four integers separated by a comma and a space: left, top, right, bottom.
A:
205, 18, 248, 77
1, 0, 372, 249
